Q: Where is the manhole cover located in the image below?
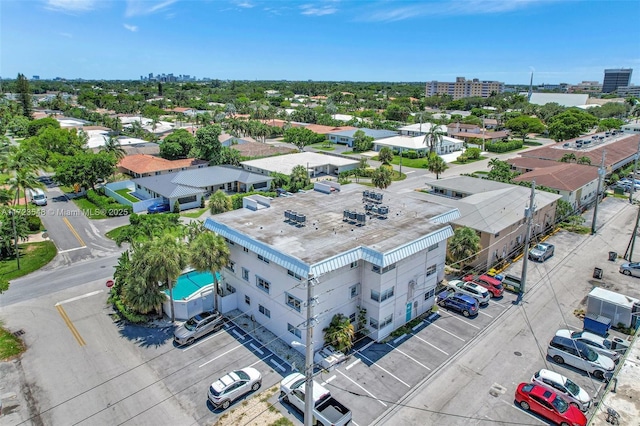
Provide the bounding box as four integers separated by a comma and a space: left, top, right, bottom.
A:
514, 351, 522, 356
12, 329, 25, 337
101, 266, 106, 268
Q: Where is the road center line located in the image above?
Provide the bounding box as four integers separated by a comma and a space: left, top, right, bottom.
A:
55, 290, 103, 306
55, 305, 86, 346
62, 217, 87, 247
336, 370, 387, 407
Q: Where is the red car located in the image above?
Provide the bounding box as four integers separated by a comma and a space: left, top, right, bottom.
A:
515, 383, 587, 426
462, 274, 504, 298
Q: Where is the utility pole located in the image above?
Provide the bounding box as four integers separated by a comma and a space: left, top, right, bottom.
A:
399, 149, 403, 175
591, 150, 607, 235
629, 142, 640, 204
303, 273, 317, 426
627, 206, 640, 261
519, 181, 536, 300
10, 209, 20, 270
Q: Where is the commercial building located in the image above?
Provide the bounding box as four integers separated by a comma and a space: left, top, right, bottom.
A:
241, 152, 359, 178
617, 85, 640, 98
204, 184, 459, 351
602, 68, 633, 93
426, 77, 504, 100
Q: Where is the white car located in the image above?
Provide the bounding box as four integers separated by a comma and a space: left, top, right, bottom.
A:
547, 335, 615, 381
446, 280, 490, 306
532, 369, 592, 411
207, 367, 262, 410
556, 329, 621, 363
314, 345, 347, 370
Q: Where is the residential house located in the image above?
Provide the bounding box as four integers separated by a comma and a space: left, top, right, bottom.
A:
373, 135, 464, 156
397, 123, 448, 137
303, 124, 357, 135
327, 128, 398, 147
241, 152, 359, 178
203, 183, 459, 351
423, 176, 562, 270
118, 154, 208, 178
219, 133, 257, 147
507, 157, 599, 210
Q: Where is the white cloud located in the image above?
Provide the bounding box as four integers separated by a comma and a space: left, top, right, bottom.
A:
123, 23, 138, 32
125, 0, 178, 17
300, 4, 338, 16
233, 0, 255, 8
59, 32, 73, 38
45, 0, 98, 13
363, 0, 553, 22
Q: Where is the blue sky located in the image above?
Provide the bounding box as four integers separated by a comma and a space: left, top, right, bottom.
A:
2, 0, 639, 85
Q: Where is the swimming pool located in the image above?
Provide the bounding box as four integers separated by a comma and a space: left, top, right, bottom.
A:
168, 270, 220, 300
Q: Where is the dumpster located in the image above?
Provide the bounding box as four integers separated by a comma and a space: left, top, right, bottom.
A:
593, 267, 603, 279
608, 251, 617, 261
583, 313, 611, 336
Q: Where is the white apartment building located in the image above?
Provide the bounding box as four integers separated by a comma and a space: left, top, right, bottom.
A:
204, 184, 459, 352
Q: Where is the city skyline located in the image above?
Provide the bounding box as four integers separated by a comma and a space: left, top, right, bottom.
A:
2, 0, 639, 85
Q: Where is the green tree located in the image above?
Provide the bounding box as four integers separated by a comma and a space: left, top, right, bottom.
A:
448, 226, 481, 271
0, 210, 30, 258
547, 109, 598, 142
194, 125, 223, 163
290, 164, 310, 192
54, 151, 116, 191
16, 73, 33, 119
188, 231, 230, 312
8, 116, 30, 137
143, 235, 188, 322
556, 199, 573, 221
559, 153, 577, 163
160, 128, 195, 160
372, 166, 392, 189
209, 190, 232, 214
322, 313, 355, 353
0, 277, 9, 294
353, 130, 374, 152
27, 117, 60, 137
8, 168, 42, 206
219, 146, 241, 166
378, 147, 394, 165
577, 156, 591, 165
423, 123, 446, 155
504, 116, 546, 142
101, 135, 126, 161
487, 158, 515, 183
427, 154, 448, 179
597, 118, 624, 131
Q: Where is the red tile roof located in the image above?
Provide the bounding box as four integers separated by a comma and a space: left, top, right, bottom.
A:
509, 158, 599, 191
303, 124, 357, 135
118, 154, 207, 175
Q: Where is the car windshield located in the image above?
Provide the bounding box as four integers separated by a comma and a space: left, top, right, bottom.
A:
581, 346, 598, 362
533, 244, 545, 251
564, 378, 580, 396
184, 318, 199, 331
235, 370, 250, 381
551, 395, 569, 413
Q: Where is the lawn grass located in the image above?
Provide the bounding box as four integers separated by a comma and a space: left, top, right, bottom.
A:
0, 325, 26, 360
115, 188, 139, 203
181, 207, 208, 218
372, 156, 429, 169
0, 241, 57, 281
309, 142, 335, 152
105, 225, 127, 241
71, 197, 108, 219
451, 156, 487, 165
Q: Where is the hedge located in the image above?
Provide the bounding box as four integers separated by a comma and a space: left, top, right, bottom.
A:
87, 189, 132, 216
486, 140, 523, 153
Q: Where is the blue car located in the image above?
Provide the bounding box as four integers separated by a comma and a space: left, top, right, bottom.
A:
437, 291, 479, 317
147, 202, 170, 214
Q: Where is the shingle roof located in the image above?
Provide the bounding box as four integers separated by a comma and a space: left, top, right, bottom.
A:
118, 154, 207, 175
303, 124, 357, 134
327, 128, 398, 139
511, 162, 599, 191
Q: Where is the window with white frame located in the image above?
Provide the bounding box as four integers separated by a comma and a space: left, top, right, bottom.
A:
225, 283, 236, 293
287, 323, 301, 338
380, 314, 393, 328
371, 287, 394, 302
226, 261, 235, 273
424, 288, 435, 300
286, 293, 302, 312
243, 247, 249, 253
245, 295, 251, 305
287, 270, 303, 281
369, 317, 379, 329
242, 267, 249, 281
372, 263, 396, 274
350, 261, 358, 269
350, 283, 360, 299
259, 304, 270, 318
257, 254, 270, 264
426, 264, 436, 276
256, 276, 270, 293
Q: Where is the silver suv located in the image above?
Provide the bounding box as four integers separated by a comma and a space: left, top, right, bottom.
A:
555, 329, 620, 363
547, 335, 615, 381
174, 310, 224, 345
445, 280, 490, 306
531, 369, 592, 411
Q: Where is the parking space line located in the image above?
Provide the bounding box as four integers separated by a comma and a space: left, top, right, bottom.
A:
249, 354, 271, 367
500, 399, 546, 424
356, 352, 411, 387
199, 343, 243, 368
182, 331, 223, 351
386, 343, 431, 371
321, 375, 336, 386
411, 334, 449, 356
232, 329, 246, 340
428, 323, 466, 342
489, 299, 508, 308
336, 370, 387, 407
345, 359, 361, 370
478, 310, 494, 319
55, 305, 86, 347
445, 315, 481, 330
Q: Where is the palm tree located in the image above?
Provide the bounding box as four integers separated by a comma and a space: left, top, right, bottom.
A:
188, 231, 230, 312
9, 168, 42, 206
448, 226, 481, 272
322, 313, 355, 353
427, 154, 448, 179
372, 165, 392, 189
101, 135, 126, 161
142, 235, 188, 322
378, 147, 394, 165
577, 156, 591, 165
290, 164, 310, 192
183, 220, 206, 242
559, 153, 577, 163
209, 190, 232, 214
423, 122, 446, 155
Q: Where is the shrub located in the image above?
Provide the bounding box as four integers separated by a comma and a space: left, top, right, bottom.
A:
26, 215, 42, 232
200, 196, 205, 208
486, 140, 523, 153
112, 298, 149, 323
173, 201, 180, 213
86, 189, 131, 216
465, 147, 481, 159
457, 154, 469, 163
406, 150, 418, 159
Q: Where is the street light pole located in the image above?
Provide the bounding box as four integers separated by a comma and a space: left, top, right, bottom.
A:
10, 209, 20, 270
303, 273, 316, 426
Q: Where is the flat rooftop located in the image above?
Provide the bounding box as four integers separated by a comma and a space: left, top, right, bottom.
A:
241, 152, 359, 175
209, 184, 456, 264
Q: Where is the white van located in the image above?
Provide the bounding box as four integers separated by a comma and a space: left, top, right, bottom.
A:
28, 188, 47, 206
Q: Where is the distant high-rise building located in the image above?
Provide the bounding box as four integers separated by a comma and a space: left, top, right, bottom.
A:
425, 76, 504, 100
32, 75, 40, 80
602, 68, 632, 93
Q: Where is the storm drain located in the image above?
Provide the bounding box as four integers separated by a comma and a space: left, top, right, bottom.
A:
12, 329, 25, 337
